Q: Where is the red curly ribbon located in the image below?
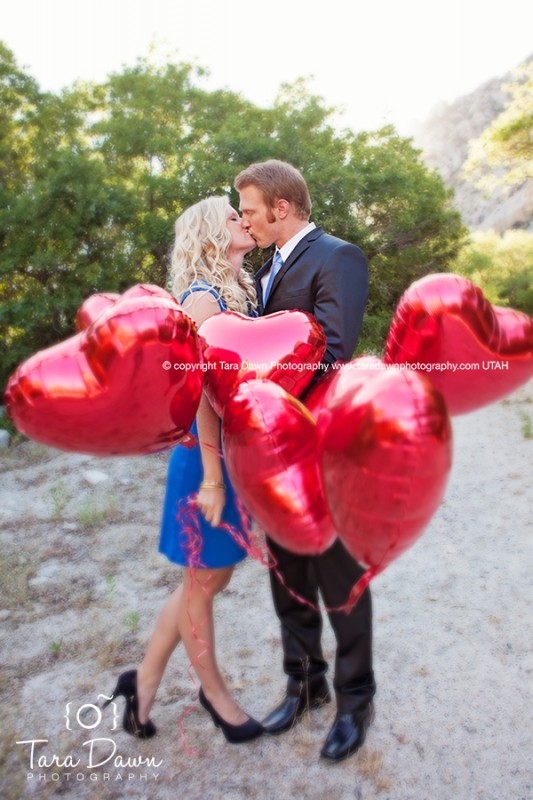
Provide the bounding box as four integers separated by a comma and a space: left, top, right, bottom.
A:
173, 453, 375, 753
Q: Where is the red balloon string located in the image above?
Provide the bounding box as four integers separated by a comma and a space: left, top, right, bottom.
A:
177, 496, 205, 569
195, 438, 371, 613
198, 439, 223, 456
219, 498, 270, 566
173, 497, 224, 758
179, 431, 198, 449
171, 471, 377, 751
177, 703, 200, 759
339, 567, 376, 613
222, 497, 374, 615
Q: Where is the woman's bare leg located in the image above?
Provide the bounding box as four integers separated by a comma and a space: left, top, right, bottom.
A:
177, 566, 248, 725
136, 583, 184, 724
136, 565, 248, 726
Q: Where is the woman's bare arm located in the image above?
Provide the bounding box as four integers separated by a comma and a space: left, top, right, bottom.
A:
181, 291, 226, 526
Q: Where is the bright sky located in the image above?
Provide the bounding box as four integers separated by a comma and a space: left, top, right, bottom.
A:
3, 0, 533, 135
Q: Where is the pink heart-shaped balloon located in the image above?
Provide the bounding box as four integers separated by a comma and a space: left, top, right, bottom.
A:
199, 310, 326, 417
385, 273, 533, 414
5, 289, 203, 455
222, 379, 336, 555
317, 368, 452, 578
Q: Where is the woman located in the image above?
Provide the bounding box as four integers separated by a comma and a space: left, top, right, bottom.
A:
104, 197, 262, 744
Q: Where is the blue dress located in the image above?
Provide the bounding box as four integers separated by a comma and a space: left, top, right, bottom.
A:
159, 282, 248, 568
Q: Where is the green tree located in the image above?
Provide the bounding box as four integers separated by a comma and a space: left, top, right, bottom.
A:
194, 82, 466, 322
88, 59, 204, 285
0, 79, 133, 383
452, 229, 533, 312
1, 46, 466, 390
0, 43, 40, 229
464, 60, 533, 190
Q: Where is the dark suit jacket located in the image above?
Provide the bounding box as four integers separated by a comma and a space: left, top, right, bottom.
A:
255, 227, 368, 365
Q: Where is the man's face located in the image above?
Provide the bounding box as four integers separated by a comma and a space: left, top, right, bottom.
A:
238, 184, 279, 249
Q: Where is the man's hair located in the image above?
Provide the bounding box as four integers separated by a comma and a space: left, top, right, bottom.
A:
234, 159, 312, 220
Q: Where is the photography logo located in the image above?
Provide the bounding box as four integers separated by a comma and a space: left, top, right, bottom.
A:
16, 694, 162, 786
65, 695, 119, 732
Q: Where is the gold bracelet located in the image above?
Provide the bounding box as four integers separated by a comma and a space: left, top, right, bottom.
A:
199, 480, 226, 491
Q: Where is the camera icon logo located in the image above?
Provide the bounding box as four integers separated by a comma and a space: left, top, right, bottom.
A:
64, 695, 119, 732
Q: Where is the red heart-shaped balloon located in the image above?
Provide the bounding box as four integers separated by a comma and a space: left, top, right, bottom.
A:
5, 291, 203, 455
385, 273, 533, 414
318, 368, 452, 579
222, 380, 336, 555
304, 356, 385, 420
76, 292, 121, 331
199, 310, 326, 417
76, 284, 172, 330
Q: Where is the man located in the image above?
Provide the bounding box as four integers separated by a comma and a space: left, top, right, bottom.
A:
235, 160, 375, 762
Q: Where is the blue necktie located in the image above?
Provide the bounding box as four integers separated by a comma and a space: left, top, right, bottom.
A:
263, 250, 283, 304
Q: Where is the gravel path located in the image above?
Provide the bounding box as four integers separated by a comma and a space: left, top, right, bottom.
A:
1, 381, 531, 800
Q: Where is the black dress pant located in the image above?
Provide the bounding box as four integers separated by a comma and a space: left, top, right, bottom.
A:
267, 536, 376, 713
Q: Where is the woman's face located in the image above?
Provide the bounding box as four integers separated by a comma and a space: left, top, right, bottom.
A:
226, 207, 255, 260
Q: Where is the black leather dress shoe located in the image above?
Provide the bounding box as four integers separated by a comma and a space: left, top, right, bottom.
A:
262, 683, 331, 735
320, 702, 374, 762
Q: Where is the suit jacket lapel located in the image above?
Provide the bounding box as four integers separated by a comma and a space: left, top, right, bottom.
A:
255, 227, 325, 312
254, 255, 273, 313
267, 227, 324, 303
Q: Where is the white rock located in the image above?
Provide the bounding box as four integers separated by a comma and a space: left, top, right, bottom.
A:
82, 469, 109, 485
35, 560, 63, 580
0, 430, 10, 449
28, 560, 64, 589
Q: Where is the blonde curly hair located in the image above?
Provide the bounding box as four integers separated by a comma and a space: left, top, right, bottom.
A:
167, 196, 257, 314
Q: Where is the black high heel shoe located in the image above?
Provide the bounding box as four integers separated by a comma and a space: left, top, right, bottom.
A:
103, 670, 156, 739
198, 688, 263, 744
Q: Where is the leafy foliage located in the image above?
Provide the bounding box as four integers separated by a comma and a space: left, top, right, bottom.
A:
1, 45, 466, 389
464, 60, 533, 190
451, 229, 533, 312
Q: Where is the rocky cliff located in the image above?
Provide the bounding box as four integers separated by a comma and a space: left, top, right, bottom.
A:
415, 59, 533, 232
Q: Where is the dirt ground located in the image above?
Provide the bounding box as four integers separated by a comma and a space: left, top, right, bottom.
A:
1, 381, 532, 800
